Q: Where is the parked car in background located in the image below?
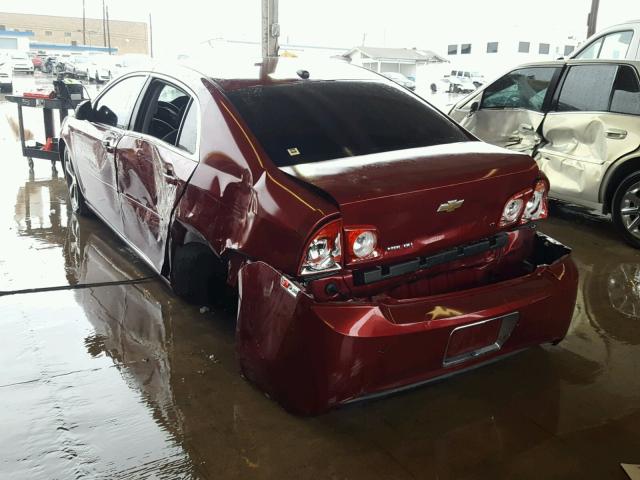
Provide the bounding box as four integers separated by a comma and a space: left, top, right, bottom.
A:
0, 54, 13, 92
445, 70, 484, 93
450, 59, 640, 247
10, 52, 34, 74
88, 55, 116, 83
59, 58, 577, 414
571, 20, 639, 60
65, 56, 91, 79
30, 55, 43, 71
381, 71, 416, 90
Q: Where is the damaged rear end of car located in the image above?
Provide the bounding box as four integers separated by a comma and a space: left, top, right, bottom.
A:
217, 67, 577, 414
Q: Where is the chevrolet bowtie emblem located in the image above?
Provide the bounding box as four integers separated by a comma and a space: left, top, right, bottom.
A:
437, 199, 465, 213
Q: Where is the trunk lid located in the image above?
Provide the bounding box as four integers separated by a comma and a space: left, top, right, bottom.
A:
281, 141, 539, 262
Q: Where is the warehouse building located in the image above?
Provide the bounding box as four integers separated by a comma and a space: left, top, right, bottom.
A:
0, 11, 148, 54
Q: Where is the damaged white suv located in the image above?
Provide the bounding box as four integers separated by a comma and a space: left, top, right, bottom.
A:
450, 58, 640, 248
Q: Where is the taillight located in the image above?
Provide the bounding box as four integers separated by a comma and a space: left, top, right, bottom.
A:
346, 227, 380, 262
522, 179, 549, 222
500, 192, 526, 227
300, 220, 343, 275
500, 179, 550, 228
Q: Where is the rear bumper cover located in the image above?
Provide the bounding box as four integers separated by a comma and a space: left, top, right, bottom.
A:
236, 233, 578, 415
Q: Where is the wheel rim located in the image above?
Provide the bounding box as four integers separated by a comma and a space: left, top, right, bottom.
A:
620, 181, 640, 239
65, 153, 80, 212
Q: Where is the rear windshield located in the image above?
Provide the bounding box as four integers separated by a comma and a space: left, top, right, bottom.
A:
225, 80, 469, 167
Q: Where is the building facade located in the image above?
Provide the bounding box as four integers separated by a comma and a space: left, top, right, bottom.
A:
441, 25, 582, 79
342, 46, 448, 82
0, 11, 148, 54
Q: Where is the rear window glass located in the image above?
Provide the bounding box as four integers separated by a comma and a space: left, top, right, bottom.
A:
225, 80, 468, 167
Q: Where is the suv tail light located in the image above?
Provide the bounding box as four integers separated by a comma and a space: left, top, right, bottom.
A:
522, 179, 549, 222
300, 220, 342, 275
346, 227, 380, 262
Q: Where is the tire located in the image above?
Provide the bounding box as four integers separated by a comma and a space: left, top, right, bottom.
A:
611, 171, 640, 248
171, 243, 227, 305
63, 148, 91, 216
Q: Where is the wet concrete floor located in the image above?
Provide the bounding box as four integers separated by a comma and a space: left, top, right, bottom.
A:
2, 73, 640, 479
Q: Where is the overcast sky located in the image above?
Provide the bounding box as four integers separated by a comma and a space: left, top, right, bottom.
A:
2, 0, 640, 56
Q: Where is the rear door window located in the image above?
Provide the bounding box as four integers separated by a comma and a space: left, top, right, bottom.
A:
610, 65, 640, 116
481, 67, 557, 112
225, 80, 468, 167
133, 79, 192, 146
556, 65, 617, 112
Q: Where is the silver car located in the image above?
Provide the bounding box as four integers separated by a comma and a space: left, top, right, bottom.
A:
450, 59, 640, 248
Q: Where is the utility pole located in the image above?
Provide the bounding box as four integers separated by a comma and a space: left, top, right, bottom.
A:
106, 5, 112, 54
102, 0, 107, 47
149, 13, 153, 57
261, 0, 279, 58
587, 0, 600, 37
82, 0, 86, 45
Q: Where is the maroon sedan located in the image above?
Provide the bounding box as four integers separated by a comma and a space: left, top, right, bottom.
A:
59, 58, 578, 414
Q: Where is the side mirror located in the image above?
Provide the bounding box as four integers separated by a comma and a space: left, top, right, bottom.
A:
469, 101, 479, 116
74, 100, 93, 121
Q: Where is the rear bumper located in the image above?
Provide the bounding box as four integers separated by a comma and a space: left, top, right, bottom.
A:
237, 232, 578, 415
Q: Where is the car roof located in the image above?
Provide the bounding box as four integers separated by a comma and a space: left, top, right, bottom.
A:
178, 56, 384, 91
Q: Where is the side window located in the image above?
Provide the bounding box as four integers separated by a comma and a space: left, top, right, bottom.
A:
94, 76, 145, 128
481, 67, 557, 112
134, 79, 192, 146
575, 30, 634, 60
177, 102, 198, 154
575, 38, 603, 59
556, 65, 617, 112
599, 31, 634, 59
610, 66, 640, 116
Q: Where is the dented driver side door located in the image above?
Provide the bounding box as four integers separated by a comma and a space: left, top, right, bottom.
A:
536, 63, 640, 206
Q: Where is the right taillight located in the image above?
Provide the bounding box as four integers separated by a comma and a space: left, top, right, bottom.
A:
522, 179, 549, 222
300, 219, 343, 276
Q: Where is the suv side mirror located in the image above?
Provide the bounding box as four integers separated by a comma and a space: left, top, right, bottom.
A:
75, 100, 94, 121
469, 101, 479, 116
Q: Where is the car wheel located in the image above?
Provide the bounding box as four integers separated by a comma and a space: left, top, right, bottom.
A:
171, 243, 227, 305
63, 149, 91, 216
612, 171, 640, 248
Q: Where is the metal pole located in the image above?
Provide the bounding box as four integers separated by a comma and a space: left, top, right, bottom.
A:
106, 6, 111, 54
82, 0, 86, 45
261, 0, 279, 57
587, 0, 600, 37
149, 13, 153, 57
102, 0, 107, 47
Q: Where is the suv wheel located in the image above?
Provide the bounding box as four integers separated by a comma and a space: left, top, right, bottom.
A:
612, 171, 640, 248
63, 149, 91, 216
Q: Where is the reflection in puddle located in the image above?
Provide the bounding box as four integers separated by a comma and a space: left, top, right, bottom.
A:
608, 263, 640, 319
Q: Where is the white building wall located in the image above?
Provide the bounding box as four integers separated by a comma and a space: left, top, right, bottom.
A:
441, 26, 581, 80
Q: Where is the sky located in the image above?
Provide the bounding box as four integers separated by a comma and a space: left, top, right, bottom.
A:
2, 0, 640, 57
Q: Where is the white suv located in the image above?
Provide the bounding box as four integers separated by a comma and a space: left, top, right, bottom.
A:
572, 20, 640, 60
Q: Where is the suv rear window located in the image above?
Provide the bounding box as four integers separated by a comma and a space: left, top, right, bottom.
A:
225, 81, 468, 167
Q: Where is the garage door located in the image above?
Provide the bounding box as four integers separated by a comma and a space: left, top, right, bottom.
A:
0, 38, 18, 49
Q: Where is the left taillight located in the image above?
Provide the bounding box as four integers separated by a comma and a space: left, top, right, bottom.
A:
300, 219, 343, 276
